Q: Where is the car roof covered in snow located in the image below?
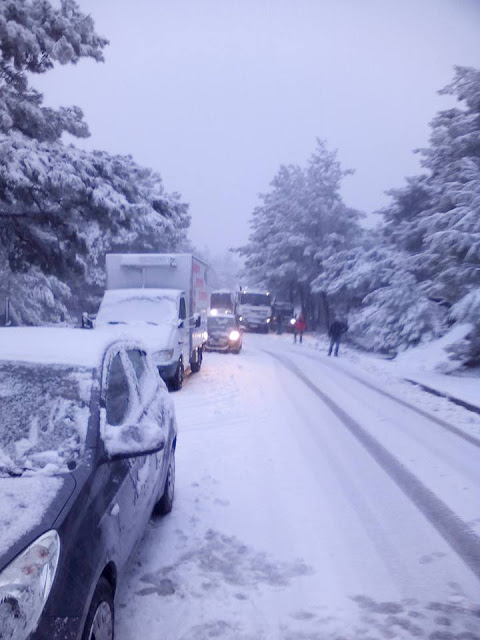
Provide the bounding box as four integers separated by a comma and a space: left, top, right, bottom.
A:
0, 326, 150, 369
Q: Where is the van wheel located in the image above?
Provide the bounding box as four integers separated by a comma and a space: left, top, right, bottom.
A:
154, 452, 175, 516
169, 359, 184, 391
190, 348, 202, 373
82, 577, 114, 640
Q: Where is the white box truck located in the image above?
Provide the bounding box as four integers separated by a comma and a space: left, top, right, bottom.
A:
96, 254, 209, 390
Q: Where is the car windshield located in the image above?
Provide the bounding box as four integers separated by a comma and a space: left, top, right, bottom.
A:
96, 294, 177, 325
207, 316, 237, 331
0, 362, 93, 475
240, 293, 270, 306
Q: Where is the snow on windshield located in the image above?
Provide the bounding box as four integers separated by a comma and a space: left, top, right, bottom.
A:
97, 293, 177, 326
0, 363, 93, 474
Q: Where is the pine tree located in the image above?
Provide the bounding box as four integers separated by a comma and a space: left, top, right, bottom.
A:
240, 140, 362, 325
0, 1, 191, 323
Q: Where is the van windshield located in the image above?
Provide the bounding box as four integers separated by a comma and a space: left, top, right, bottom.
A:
207, 316, 236, 331
210, 293, 233, 311
0, 363, 93, 475
97, 293, 177, 325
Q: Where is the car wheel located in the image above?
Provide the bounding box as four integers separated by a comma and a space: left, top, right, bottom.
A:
82, 577, 114, 640
169, 359, 184, 391
190, 347, 202, 373
155, 452, 175, 515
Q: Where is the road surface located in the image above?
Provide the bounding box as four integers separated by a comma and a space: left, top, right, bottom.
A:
116, 334, 480, 640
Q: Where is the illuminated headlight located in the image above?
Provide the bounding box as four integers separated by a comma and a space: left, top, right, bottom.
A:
290, 318, 296, 325
229, 330, 240, 341
238, 316, 243, 322
210, 309, 218, 316
203, 331, 209, 341
154, 349, 174, 363
0, 530, 60, 639
266, 318, 271, 324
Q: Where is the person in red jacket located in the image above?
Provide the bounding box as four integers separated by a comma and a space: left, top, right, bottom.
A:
294, 314, 307, 343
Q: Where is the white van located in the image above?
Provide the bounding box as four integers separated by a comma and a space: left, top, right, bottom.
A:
96, 254, 209, 390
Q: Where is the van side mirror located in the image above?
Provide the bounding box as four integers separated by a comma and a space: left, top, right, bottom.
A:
193, 313, 201, 328
81, 312, 94, 329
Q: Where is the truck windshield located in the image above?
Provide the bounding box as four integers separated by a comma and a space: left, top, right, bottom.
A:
97, 293, 177, 325
210, 293, 233, 311
240, 293, 270, 306
0, 362, 93, 475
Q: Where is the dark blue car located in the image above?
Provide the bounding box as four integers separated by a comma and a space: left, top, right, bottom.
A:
0, 327, 177, 640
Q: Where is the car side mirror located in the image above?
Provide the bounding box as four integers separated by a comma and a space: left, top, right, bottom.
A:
101, 419, 165, 459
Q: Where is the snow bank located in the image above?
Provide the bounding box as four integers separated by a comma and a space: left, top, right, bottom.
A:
394, 323, 473, 373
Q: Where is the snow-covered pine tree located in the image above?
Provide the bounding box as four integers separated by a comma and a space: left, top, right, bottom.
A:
0, 1, 190, 323
380, 66, 480, 362
0, 0, 107, 322
240, 140, 362, 326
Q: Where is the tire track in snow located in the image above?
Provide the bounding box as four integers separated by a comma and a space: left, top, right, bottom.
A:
291, 348, 480, 449
266, 350, 480, 583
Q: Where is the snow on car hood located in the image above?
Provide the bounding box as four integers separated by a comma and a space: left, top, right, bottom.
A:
0, 476, 65, 559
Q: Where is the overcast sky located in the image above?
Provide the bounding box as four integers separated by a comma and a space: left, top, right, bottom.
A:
37, 0, 480, 253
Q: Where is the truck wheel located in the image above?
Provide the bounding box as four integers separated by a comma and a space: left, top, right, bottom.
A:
190, 348, 202, 373
169, 359, 184, 391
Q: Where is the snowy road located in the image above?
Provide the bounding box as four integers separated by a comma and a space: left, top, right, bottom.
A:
115, 334, 480, 640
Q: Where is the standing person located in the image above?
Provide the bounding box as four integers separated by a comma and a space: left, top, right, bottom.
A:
294, 314, 307, 343
276, 310, 283, 335
328, 317, 348, 356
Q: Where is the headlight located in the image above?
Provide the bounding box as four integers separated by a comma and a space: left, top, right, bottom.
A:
210, 309, 218, 316
229, 330, 240, 341
203, 331, 209, 341
154, 349, 174, 363
266, 318, 271, 323
0, 530, 60, 639
290, 318, 296, 325
238, 316, 243, 321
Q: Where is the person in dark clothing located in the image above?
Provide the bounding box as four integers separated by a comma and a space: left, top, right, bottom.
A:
328, 319, 348, 356
276, 311, 283, 334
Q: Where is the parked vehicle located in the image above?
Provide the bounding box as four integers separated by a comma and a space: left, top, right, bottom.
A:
205, 312, 243, 353
271, 301, 295, 333
236, 289, 272, 333
0, 326, 177, 640
210, 290, 236, 315
96, 253, 209, 391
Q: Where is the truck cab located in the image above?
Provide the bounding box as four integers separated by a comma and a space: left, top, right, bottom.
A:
96, 254, 209, 391
236, 289, 272, 333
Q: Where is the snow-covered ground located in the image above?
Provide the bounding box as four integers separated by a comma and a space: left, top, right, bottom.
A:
115, 333, 480, 639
